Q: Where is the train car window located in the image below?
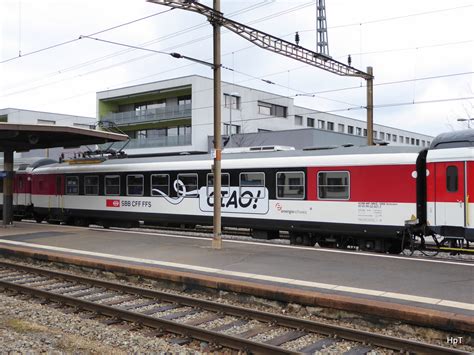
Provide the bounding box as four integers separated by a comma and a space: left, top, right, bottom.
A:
65, 176, 79, 195
239, 172, 265, 199
446, 166, 458, 192
84, 176, 99, 195
276, 171, 305, 199
177, 173, 198, 197
105, 175, 120, 196
318, 171, 350, 200
127, 175, 144, 196
206, 173, 230, 196
151, 174, 169, 196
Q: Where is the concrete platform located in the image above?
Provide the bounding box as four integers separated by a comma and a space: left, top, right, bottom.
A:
0, 222, 473, 332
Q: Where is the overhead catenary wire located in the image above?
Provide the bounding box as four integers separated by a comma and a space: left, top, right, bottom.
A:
1, 1, 470, 136
0, 8, 175, 64
3, 1, 469, 99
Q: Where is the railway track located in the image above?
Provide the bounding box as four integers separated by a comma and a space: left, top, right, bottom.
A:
0, 261, 468, 354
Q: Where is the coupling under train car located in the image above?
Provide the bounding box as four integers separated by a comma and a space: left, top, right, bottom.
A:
1, 130, 473, 253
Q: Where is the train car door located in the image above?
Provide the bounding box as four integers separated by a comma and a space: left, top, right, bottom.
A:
434, 161, 465, 226
55, 175, 64, 211
14, 174, 27, 206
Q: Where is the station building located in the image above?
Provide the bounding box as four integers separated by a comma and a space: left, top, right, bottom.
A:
97, 75, 433, 155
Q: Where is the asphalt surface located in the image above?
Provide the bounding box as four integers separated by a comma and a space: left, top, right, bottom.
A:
0, 222, 472, 316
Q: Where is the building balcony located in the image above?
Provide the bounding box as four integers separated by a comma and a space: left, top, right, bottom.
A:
103, 104, 192, 126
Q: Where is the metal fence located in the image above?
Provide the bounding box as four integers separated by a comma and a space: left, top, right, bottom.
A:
103, 104, 192, 125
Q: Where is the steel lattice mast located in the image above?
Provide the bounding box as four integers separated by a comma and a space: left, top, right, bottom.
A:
316, 0, 329, 56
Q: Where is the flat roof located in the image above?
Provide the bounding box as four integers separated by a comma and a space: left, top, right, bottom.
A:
0, 123, 128, 152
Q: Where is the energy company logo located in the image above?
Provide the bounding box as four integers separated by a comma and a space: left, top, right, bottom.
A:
106, 199, 120, 208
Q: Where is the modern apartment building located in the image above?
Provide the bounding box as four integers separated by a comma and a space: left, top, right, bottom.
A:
97, 75, 433, 155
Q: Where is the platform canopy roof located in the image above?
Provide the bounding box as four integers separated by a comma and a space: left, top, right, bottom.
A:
0, 123, 128, 152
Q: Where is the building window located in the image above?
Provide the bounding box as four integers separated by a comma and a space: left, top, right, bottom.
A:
148, 100, 166, 110
421, 140, 425, 147
318, 120, 325, 129
137, 130, 147, 140
295, 115, 303, 126
380, 132, 385, 140
224, 93, 240, 109
338, 124, 344, 133
240, 172, 265, 198
224, 123, 241, 135
74, 123, 92, 129
276, 171, 305, 199
273, 105, 287, 117
258, 102, 271, 115
318, 171, 350, 200
427, 141, 431, 146
151, 174, 169, 197
363, 129, 367, 136
386, 133, 391, 141
257, 101, 287, 117
416, 139, 420, 146
411, 138, 415, 145
373, 130, 377, 139
392, 135, 397, 142
37, 119, 55, 125
105, 176, 120, 196
178, 95, 191, 106
134, 100, 165, 112
356, 127, 362, 135
348, 126, 354, 134
177, 173, 198, 196
405, 137, 410, 144
327, 122, 334, 131
168, 127, 178, 137
179, 125, 192, 136
84, 176, 99, 195
307, 117, 315, 127
66, 176, 79, 195
446, 166, 458, 192
127, 175, 144, 196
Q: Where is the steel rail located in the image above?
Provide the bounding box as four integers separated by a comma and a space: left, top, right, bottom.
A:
0, 261, 469, 355
0, 279, 293, 355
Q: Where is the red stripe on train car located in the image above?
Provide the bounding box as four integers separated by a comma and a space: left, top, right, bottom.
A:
307, 164, 417, 202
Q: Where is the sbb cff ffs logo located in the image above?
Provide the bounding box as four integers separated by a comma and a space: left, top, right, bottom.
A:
106, 199, 120, 208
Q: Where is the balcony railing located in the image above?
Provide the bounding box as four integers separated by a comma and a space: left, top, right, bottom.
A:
127, 135, 192, 148
101, 135, 192, 151
103, 104, 192, 126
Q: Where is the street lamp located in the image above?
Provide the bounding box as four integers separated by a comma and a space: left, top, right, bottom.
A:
457, 118, 474, 128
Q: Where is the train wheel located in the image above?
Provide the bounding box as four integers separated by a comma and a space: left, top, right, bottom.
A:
34, 215, 44, 224
387, 241, 403, 254
318, 241, 335, 248
74, 218, 90, 227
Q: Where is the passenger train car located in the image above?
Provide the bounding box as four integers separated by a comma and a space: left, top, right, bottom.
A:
1, 130, 473, 253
